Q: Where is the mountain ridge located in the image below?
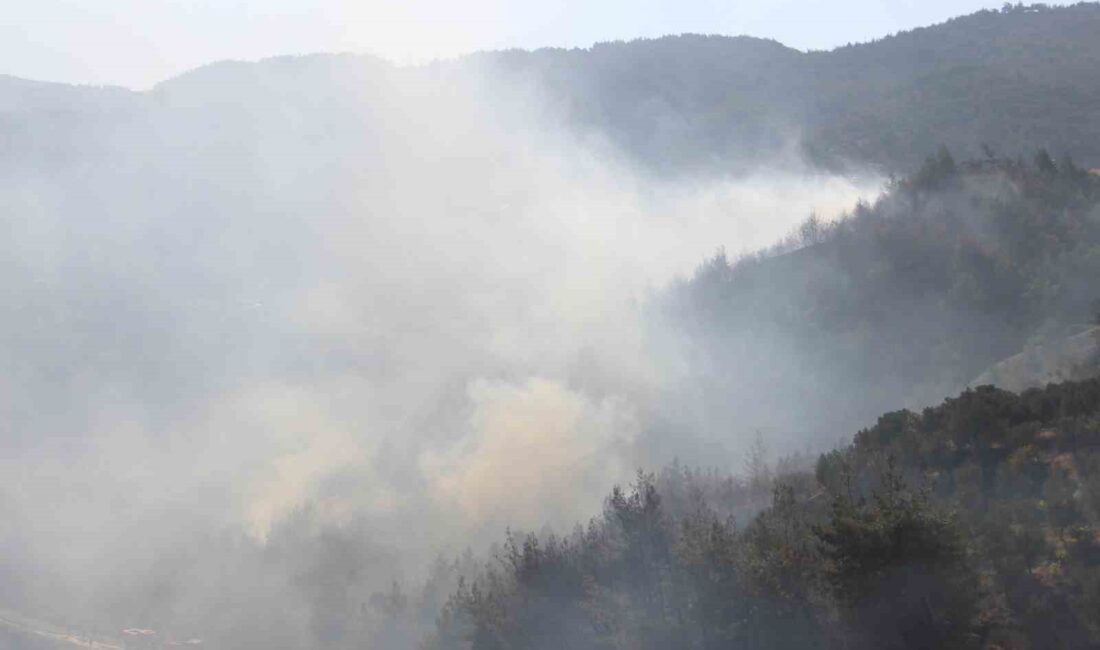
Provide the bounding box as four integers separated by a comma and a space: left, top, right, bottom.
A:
5, 4, 1100, 173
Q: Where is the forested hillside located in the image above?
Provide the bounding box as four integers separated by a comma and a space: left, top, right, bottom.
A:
424, 377, 1100, 650
654, 148, 1100, 452
471, 3, 1100, 173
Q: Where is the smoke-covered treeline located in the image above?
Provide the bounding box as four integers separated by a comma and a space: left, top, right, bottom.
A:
655, 149, 1100, 456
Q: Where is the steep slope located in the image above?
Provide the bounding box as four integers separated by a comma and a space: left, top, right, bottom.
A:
660, 152, 1100, 450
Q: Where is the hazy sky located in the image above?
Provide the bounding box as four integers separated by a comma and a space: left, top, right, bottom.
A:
2, 0, 1068, 89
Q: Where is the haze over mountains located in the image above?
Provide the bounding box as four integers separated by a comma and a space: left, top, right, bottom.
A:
5, 3, 1100, 176
2, 4, 1100, 650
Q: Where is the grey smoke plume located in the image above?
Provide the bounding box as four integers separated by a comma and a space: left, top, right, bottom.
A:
0, 54, 878, 645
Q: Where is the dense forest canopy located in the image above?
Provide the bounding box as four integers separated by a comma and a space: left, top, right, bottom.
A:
424, 377, 1100, 650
